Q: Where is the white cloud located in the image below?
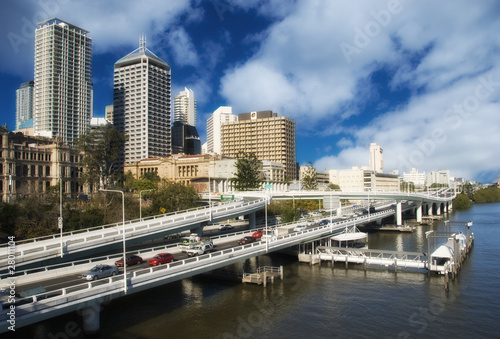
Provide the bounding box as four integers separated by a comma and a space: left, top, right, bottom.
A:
219, 0, 500, 181
0, 0, 194, 78
164, 26, 199, 67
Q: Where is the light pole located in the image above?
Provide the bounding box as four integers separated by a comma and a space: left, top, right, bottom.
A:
139, 189, 154, 221
100, 188, 127, 294
265, 189, 269, 253
202, 163, 212, 221
59, 176, 63, 258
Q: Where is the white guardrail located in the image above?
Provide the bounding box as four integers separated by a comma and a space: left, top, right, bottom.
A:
0, 208, 396, 333
0, 198, 266, 268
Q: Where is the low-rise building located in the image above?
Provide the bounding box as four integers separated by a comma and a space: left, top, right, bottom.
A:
0, 127, 86, 202
329, 167, 399, 192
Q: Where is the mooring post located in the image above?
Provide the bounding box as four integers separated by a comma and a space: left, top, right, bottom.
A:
263, 271, 267, 287
280, 265, 284, 280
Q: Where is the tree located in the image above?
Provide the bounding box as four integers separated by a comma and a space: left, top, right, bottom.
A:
280, 206, 301, 223
453, 193, 471, 210
328, 183, 340, 190
123, 171, 159, 192
149, 182, 200, 214
473, 186, 500, 203
301, 161, 317, 190
232, 152, 261, 191
462, 182, 475, 200
75, 124, 125, 190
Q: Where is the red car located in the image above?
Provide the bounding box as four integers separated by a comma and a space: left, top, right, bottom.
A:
238, 236, 256, 245
148, 253, 174, 266
115, 255, 143, 267
252, 230, 263, 238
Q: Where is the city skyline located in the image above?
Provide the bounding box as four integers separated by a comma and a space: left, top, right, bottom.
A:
0, 1, 499, 183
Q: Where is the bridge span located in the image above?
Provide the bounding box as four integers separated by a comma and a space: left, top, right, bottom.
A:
0, 209, 399, 334
0, 189, 454, 333
1, 189, 454, 270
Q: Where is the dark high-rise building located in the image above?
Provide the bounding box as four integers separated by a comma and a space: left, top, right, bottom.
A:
172, 121, 201, 155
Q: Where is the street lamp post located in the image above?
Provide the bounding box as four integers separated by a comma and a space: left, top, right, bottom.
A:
100, 189, 127, 294
139, 189, 154, 221
208, 164, 212, 221
265, 189, 269, 253
59, 176, 63, 258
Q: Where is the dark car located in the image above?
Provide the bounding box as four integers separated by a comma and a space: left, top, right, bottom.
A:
148, 253, 174, 266
238, 236, 256, 245
82, 265, 119, 281
219, 224, 234, 231
319, 219, 330, 226
115, 255, 143, 267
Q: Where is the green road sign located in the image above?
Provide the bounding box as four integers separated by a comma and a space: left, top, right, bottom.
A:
220, 194, 235, 201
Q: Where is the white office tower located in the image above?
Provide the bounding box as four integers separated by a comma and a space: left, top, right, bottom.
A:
114, 37, 171, 163
174, 87, 196, 126
34, 18, 93, 143
16, 81, 34, 130
206, 106, 236, 155
369, 143, 383, 173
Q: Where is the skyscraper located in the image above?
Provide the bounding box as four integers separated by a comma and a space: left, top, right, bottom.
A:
369, 143, 383, 173
34, 18, 93, 143
221, 110, 296, 180
206, 106, 236, 155
173, 87, 196, 126
114, 37, 171, 163
16, 81, 34, 131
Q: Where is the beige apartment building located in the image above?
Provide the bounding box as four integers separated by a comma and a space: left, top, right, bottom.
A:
221, 110, 296, 180
34, 19, 93, 144
0, 128, 86, 202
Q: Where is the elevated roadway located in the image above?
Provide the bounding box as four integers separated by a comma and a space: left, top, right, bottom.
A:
0, 209, 399, 334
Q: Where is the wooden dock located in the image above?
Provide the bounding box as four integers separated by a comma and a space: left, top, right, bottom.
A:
375, 225, 415, 232
298, 220, 474, 289
242, 266, 283, 286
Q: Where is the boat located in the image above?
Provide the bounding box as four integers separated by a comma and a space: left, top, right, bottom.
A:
331, 226, 368, 249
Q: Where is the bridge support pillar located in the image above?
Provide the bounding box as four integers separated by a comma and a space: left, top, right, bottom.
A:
436, 204, 441, 216
428, 203, 433, 216
82, 301, 101, 335
248, 212, 256, 230
191, 224, 204, 238
396, 201, 402, 226
416, 202, 422, 223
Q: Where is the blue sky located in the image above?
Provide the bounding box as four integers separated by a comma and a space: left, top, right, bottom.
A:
1, 0, 499, 183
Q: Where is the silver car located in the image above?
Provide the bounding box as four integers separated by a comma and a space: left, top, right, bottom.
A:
82, 265, 119, 281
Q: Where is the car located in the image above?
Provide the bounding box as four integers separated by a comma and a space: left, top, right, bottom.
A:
238, 236, 256, 245
252, 230, 263, 238
148, 253, 174, 266
114, 255, 143, 267
82, 265, 119, 281
219, 224, 234, 231
186, 242, 214, 257
319, 219, 330, 226
293, 225, 308, 232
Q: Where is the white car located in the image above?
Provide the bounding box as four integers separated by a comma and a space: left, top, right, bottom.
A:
293, 225, 307, 232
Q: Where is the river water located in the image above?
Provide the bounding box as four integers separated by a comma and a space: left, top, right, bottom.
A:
8, 202, 500, 338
